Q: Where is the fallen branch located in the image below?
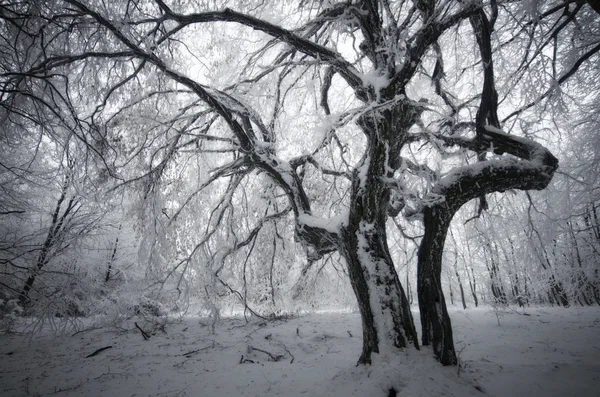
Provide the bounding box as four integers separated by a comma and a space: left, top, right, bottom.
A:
48, 382, 83, 394
72, 326, 103, 337
248, 345, 285, 362
239, 355, 255, 364
135, 322, 150, 340
182, 349, 200, 357
181, 341, 216, 358
282, 344, 294, 364
85, 346, 113, 358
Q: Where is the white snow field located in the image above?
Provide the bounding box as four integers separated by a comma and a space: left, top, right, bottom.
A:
1, 307, 598, 397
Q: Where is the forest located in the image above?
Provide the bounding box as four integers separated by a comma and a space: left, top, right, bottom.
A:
0, 0, 599, 396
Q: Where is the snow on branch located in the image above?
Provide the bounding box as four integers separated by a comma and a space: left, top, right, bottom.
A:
424, 126, 559, 214
153, 5, 366, 97
296, 212, 345, 260
391, 1, 481, 88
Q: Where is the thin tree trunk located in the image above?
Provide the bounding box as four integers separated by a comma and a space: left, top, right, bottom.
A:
513, 272, 524, 307
481, 238, 508, 305
407, 270, 413, 306
469, 267, 479, 307
454, 258, 467, 310
524, 273, 530, 306
507, 238, 524, 307
525, 207, 570, 307
269, 234, 277, 305
105, 224, 122, 283
20, 174, 76, 305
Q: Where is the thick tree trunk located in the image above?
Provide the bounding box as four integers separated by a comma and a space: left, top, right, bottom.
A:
341, 225, 419, 364
416, 121, 558, 364
339, 132, 419, 364
417, 206, 457, 365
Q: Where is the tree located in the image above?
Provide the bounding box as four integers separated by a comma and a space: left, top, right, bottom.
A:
1, 0, 598, 372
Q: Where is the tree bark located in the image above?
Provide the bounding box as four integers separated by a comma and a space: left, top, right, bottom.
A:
340, 135, 419, 364
417, 119, 559, 364
341, 225, 419, 364
105, 224, 121, 283
418, 207, 457, 365
468, 266, 479, 307
454, 259, 468, 310
20, 174, 76, 305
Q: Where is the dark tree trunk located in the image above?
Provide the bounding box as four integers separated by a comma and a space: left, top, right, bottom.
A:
550, 277, 570, 307
417, 207, 457, 365
592, 270, 600, 305
416, 118, 558, 364
469, 267, 479, 307
506, 239, 524, 307
407, 271, 413, 305
105, 225, 121, 283
524, 274, 530, 306
454, 260, 467, 310
341, 227, 419, 364
340, 136, 419, 364
512, 272, 524, 308
490, 254, 508, 305
20, 174, 76, 305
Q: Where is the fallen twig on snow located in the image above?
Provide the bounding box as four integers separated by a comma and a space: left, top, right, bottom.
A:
239, 355, 255, 364
282, 344, 294, 364
85, 346, 113, 358
181, 341, 215, 357
247, 345, 285, 361
71, 326, 103, 337
135, 322, 150, 340
182, 349, 200, 357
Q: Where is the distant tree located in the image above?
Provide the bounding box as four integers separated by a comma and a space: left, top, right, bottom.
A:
1, 1, 598, 374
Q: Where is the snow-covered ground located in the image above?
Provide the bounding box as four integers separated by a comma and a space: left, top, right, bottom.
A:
1, 306, 598, 397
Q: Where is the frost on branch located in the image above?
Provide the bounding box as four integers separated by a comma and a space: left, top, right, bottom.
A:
428, 126, 559, 213
295, 213, 345, 260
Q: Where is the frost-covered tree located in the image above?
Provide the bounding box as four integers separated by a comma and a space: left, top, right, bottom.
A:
1, 0, 598, 372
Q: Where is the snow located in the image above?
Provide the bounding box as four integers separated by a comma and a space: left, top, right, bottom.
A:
358, 70, 391, 95
355, 220, 408, 354
297, 211, 348, 235
482, 125, 552, 168
1, 307, 599, 397
427, 125, 556, 198
356, 155, 370, 192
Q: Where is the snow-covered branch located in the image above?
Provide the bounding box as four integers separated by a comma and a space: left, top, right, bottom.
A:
427, 126, 558, 214
150, 4, 366, 98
